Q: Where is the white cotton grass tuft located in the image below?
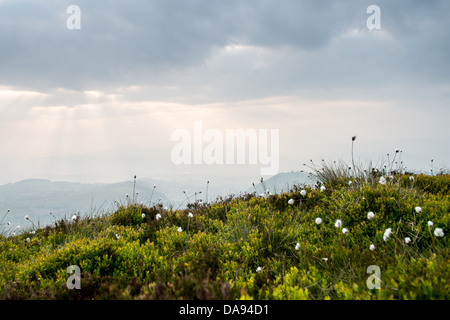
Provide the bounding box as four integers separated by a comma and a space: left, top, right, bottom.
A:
379, 177, 387, 185
369, 244, 376, 251
300, 190, 307, 196
141, 213, 146, 218
342, 228, 348, 235
288, 199, 295, 205
177, 227, 182, 232
427, 221, 434, 227
24, 215, 30, 220
115, 233, 120, 239
71, 215, 77, 221
415, 206, 422, 213
295, 242, 301, 251
315, 217, 322, 225
156, 213, 162, 221
320, 185, 326, 192
256, 267, 262, 273
434, 228, 444, 237
383, 228, 392, 241
188, 212, 194, 218
334, 219, 342, 228
367, 211, 375, 220
404, 237, 411, 244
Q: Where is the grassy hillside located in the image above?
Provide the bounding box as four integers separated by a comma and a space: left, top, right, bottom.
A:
0, 173, 448, 300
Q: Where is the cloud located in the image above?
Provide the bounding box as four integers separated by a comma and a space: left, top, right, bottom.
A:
0, 0, 449, 184
1, 0, 448, 96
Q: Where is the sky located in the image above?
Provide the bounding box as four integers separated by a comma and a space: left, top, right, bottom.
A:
0, 0, 449, 187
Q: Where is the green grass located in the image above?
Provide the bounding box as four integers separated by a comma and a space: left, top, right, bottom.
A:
0, 173, 448, 300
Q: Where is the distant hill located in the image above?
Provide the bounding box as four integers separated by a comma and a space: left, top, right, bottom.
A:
248, 171, 315, 195
0, 179, 168, 230
0, 171, 315, 231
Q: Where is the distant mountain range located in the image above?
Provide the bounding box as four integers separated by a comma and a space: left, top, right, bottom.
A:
0, 171, 314, 232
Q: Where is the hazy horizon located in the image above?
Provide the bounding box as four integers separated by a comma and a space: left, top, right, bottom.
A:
0, 170, 314, 231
